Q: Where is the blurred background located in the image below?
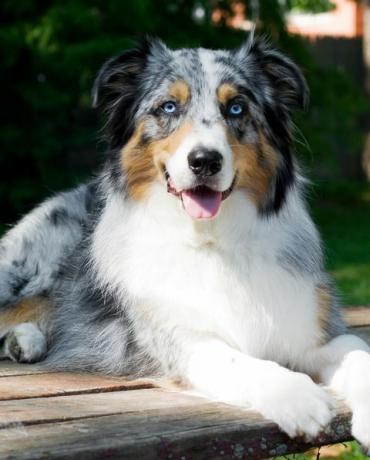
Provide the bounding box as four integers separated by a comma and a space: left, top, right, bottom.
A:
1, 1, 369, 297
0, 1, 369, 458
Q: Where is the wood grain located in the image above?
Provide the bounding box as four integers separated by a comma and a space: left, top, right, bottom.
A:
0, 400, 352, 460
0, 372, 155, 400
344, 307, 370, 327
0, 363, 46, 377
0, 388, 206, 427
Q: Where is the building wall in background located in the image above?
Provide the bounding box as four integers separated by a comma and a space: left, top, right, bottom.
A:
287, 0, 364, 38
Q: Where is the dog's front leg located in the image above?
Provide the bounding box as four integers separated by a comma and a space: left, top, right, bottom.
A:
183, 339, 333, 439
317, 334, 370, 453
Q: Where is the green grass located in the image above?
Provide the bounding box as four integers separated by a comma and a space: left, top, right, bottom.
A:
275, 440, 367, 460
311, 180, 370, 306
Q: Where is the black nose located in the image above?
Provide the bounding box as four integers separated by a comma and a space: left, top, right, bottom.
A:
188, 149, 223, 176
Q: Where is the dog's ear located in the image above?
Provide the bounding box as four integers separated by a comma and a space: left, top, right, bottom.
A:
236, 36, 309, 111
236, 36, 309, 214
92, 37, 170, 148
92, 48, 146, 111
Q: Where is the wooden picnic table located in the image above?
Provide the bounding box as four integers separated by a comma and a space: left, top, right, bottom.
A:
0, 307, 369, 460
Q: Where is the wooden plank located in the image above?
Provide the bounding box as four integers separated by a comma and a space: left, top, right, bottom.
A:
0, 309, 367, 459
0, 399, 352, 460
0, 388, 206, 428
344, 307, 370, 327
0, 362, 47, 377
0, 373, 155, 401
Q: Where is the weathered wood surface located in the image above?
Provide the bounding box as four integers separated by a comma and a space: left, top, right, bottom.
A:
0, 363, 47, 377
0, 389, 207, 427
344, 307, 370, 327
0, 306, 368, 460
0, 399, 352, 460
345, 308, 370, 340
0, 372, 154, 400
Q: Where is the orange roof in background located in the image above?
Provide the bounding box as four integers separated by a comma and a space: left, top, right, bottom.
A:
287, 0, 364, 39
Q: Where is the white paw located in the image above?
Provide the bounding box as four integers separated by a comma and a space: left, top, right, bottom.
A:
352, 407, 370, 456
4, 323, 47, 363
253, 370, 334, 439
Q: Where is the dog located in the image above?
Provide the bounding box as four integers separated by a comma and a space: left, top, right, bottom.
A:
0, 35, 369, 450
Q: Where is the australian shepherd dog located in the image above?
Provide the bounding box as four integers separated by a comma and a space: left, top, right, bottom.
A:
0, 36, 369, 449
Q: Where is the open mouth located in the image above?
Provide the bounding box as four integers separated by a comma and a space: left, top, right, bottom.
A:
165, 171, 236, 219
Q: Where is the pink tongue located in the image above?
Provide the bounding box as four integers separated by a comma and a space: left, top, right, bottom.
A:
181, 189, 222, 219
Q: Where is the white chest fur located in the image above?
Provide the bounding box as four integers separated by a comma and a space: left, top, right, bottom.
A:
92, 185, 322, 370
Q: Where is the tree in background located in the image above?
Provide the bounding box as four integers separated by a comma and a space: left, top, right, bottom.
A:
0, 0, 368, 224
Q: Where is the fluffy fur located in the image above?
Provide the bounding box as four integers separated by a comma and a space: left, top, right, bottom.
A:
0, 35, 369, 450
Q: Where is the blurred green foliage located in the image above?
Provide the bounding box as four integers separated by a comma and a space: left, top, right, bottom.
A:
312, 180, 370, 305
287, 0, 335, 13
0, 0, 368, 224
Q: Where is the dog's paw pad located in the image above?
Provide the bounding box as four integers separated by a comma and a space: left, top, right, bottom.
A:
4, 323, 47, 363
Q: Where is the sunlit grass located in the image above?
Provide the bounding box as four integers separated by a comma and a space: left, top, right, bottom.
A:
311, 180, 370, 306
275, 440, 367, 459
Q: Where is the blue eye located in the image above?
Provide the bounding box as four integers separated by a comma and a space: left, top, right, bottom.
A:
161, 101, 177, 114
228, 103, 244, 117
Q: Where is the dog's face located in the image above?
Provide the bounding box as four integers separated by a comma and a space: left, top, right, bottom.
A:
93, 37, 308, 219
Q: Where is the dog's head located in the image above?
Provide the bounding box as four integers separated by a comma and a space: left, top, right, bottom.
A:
93, 36, 308, 219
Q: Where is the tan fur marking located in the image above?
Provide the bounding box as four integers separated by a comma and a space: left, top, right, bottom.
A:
217, 83, 238, 105
230, 133, 279, 206
316, 285, 332, 341
0, 297, 53, 333
122, 122, 193, 200
168, 80, 190, 105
